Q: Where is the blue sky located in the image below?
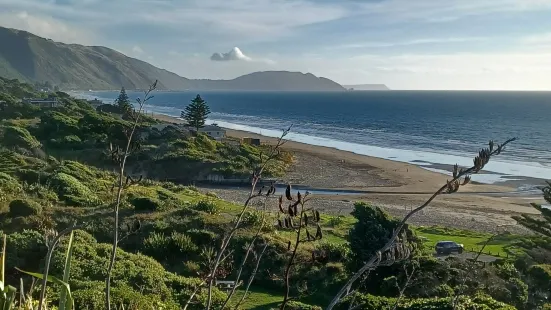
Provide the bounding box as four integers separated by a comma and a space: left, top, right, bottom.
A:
1, 0, 551, 90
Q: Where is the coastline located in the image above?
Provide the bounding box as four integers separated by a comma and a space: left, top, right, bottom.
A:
152, 113, 543, 233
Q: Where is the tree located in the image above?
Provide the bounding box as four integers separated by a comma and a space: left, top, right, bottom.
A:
514, 182, 551, 238
348, 202, 417, 272
513, 182, 551, 307
115, 87, 133, 116
182, 94, 210, 131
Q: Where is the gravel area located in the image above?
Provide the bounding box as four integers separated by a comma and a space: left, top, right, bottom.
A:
282, 151, 398, 188
200, 187, 532, 235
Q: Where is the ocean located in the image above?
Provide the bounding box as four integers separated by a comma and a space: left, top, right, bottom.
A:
76, 90, 551, 185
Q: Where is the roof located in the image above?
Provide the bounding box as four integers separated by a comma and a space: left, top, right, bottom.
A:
24, 97, 58, 102
199, 125, 226, 131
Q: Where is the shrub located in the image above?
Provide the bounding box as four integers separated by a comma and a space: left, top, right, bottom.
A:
0, 150, 27, 174
16, 169, 50, 184
205, 191, 218, 198
1, 125, 41, 149
171, 232, 198, 253
192, 200, 219, 215
496, 262, 521, 280
5, 229, 47, 272
286, 301, 322, 310
338, 294, 394, 310
328, 215, 345, 227
240, 210, 264, 227
156, 187, 190, 209
131, 197, 163, 212
316, 242, 351, 263
185, 185, 199, 192
62, 135, 82, 143
434, 284, 454, 297
73, 282, 179, 310
186, 229, 217, 246
47, 230, 225, 309
8, 199, 42, 217
380, 276, 399, 296
528, 264, 551, 290
32, 184, 58, 202
144, 232, 171, 255
49, 172, 100, 207
506, 278, 528, 308
183, 261, 201, 275
0, 172, 21, 194
337, 293, 516, 310
56, 160, 98, 184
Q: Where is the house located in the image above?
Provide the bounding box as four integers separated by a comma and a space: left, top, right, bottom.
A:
22, 96, 59, 108
87, 98, 103, 109
198, 124, 226, 140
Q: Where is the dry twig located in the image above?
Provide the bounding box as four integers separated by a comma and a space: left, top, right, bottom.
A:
105, 81, 157, 310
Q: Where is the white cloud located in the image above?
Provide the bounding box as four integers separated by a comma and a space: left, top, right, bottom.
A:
211, 47, 252, 61
210, 47, 275, 64
0, 10, 92, 43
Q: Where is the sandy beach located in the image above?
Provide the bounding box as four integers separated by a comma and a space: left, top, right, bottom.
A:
153, 113, 544, 234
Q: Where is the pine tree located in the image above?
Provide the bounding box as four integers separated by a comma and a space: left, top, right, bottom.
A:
181, 94, 211, 131
115, 87, 133, 116
513, 183, 551, 237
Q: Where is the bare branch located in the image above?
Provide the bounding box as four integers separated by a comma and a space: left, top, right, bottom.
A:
105, 81, 157, 310
391, 265, 417, 310
234, 242, 269, 310
221, 196, 270, 308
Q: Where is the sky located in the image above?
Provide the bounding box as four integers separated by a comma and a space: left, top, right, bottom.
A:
1, 0, 551, 90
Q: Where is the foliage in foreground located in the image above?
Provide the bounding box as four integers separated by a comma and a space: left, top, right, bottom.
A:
0, 77, 549, 309
336, 293, 516, 310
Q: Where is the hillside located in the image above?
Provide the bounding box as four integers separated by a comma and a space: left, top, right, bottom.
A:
344, 84, 390, 90
193, 71, 345, 91
0, 26, 345, 91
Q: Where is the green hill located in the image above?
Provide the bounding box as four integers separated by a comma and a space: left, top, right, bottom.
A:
0, 26, 345, 91
0, 27, 192, 90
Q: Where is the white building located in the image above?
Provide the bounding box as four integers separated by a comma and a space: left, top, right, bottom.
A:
22, 97, 59, 108
198, 124, 226, 140
87, 98, 103, 109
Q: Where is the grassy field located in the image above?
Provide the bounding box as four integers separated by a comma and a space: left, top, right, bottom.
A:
413, 226, 523, 257
273, 210, 524, 259
231, 289, 285, 310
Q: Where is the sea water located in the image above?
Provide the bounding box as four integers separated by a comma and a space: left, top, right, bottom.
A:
77, 90, 551, 184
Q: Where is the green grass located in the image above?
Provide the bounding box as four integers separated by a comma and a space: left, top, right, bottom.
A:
231, 289, 284, 310
414, 226, 523, 257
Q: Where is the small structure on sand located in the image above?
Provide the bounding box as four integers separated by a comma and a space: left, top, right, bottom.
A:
242, 137, 261, 146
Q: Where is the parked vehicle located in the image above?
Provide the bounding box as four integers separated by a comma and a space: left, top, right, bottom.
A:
435, 241, 464, 255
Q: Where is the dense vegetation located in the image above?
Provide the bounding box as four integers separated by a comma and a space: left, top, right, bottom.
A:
0, 77, 549, 309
